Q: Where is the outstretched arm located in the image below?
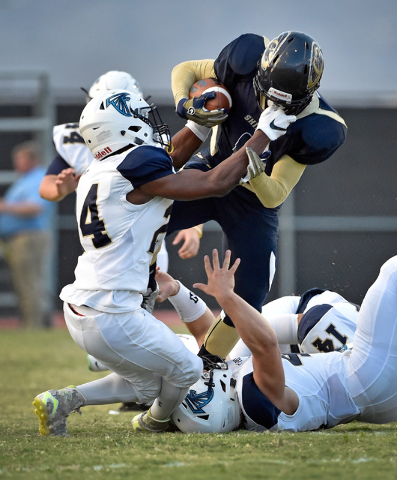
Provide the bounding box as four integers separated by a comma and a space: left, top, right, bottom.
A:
194, 249, 299, 414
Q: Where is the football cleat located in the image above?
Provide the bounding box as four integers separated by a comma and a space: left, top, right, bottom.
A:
32, 386, 85, 436
132, 407, 170, 433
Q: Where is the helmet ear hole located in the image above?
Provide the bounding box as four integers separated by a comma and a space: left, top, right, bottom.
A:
128, 126, 142, 133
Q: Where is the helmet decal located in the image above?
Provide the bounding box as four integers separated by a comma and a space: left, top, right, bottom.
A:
105, 92, 132, 117
185, 385, 214, 414
308, 42, 324, 90
261, 31, 290, 69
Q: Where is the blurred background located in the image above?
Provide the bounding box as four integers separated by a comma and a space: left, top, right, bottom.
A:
0, 0, 396, 322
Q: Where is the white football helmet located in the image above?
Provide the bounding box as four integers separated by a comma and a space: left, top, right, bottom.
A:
177, 334, 199, 355
79, 89, 170, 160
298, 303, 358, 354
87, 71, 143, 101
172, 362, 241, 433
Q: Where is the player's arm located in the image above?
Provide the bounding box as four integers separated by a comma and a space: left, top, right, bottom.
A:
247, 153, 306, 208
172, 60, 227, 127
39, 169, 81, 202
194, 249, 299, 415
156, 268, 214, 346
135, 129, 270, 202
39, 155, 81, 202
169, 123, 206, 170
171, 59, 216, 108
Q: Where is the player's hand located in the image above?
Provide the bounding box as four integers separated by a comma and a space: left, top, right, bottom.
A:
239, 147, 267, 184
194, 249, 240, 301
55, 168, 81, 197
172, 226, 202, 259
256, 105, 296, 141
176, 93, 228, 127
155, 269, 180, 302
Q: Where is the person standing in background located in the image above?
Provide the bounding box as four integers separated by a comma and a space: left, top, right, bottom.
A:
0, 140, 55, 328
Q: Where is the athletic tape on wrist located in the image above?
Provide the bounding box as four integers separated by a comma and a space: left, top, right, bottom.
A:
186, 120, 211, 142
168, 281, 207, 323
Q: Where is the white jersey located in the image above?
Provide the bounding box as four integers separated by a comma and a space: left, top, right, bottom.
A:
229, 256, 397, 432
52, 123, 93, 174
230, 352, 360, 432
60, 144, 174, 313
229, 289, 358, 358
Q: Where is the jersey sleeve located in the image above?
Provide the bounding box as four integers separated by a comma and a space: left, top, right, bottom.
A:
171, 59, 216, 106
117, 145, 174, 188
45, 154, 71, 175
290, 116, 347, 165
214, 34, 268, 92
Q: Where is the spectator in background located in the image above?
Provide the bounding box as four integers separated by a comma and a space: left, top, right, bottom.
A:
0, 140, 55, 329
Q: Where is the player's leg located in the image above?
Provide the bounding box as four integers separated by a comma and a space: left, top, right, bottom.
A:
346, 255, 397, 423
200, 207, 279, 360
33, 303, 202, 435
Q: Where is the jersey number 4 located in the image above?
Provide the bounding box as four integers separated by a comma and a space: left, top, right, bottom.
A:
79, 184, 112, 248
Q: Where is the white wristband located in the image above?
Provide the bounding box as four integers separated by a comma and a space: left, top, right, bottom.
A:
168, 281, 207, 323
186, 120, 211, 142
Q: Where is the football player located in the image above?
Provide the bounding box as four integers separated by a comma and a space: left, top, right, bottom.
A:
39, 70, 202, 270
168, 31, 347, 364
173, 250, 397, 433
154, 268, 358, 358
32, 90, 294, 435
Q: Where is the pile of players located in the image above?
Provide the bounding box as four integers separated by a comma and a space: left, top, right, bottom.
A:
32, 31, 397, 436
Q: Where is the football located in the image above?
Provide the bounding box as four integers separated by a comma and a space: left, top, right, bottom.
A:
189, 78, 232, 113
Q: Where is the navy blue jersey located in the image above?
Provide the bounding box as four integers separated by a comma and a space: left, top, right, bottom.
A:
169, 33, 347, 323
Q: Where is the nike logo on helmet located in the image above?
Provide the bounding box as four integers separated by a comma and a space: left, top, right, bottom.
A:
270, 120, 287, 131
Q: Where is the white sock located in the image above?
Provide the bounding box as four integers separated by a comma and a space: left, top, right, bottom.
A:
76, 373, 141, 405
150, 378, 188, 420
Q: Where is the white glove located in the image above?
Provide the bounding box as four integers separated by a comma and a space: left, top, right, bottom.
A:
256, 105, 296, 141
239, 147, 266, 184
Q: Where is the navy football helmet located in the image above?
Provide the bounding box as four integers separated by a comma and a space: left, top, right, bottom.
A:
253, 31, 324, 115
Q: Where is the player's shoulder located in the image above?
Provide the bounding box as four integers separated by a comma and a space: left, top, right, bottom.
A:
120, 144, 172, 167
117, 145, 174, 188
216, 33, 266, 78
287, 95, 347, 165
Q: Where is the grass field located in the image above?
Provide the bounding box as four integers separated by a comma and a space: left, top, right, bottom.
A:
1, 328, 397, 480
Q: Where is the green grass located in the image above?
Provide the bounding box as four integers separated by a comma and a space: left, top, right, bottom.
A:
1, 329, 397, 480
